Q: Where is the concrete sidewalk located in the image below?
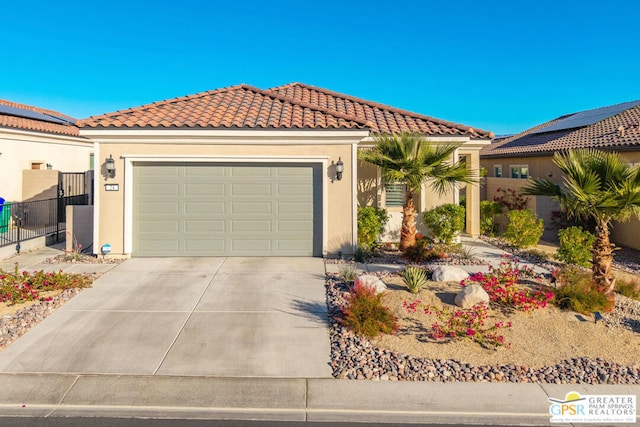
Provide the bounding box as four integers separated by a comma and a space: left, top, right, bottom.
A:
0, 373, 637, 424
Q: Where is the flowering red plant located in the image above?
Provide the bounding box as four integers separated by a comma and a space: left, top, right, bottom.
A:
403, 300, 511, 349
461, 256, 554, 312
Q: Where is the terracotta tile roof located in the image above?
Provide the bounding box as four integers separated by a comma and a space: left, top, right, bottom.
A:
267, 82, 493, 139
482, 101, 640, 158
77, 85, 366, 130
78, 82, 493, 138
0, 99, 80, 137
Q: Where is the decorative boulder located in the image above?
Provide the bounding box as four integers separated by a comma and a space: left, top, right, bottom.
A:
431, 266, 470, 282
455, 284, 490, 308
354, 275, 388, 294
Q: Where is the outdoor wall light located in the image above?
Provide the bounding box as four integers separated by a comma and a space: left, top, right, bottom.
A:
105, 155, 116, 179
335, 157, 344, 181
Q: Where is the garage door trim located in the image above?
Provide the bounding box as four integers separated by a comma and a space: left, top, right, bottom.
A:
122, 155, 329, 256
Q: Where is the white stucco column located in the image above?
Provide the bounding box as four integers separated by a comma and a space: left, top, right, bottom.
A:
465, 151, 481, 237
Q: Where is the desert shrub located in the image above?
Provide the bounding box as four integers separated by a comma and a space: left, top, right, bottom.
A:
0, 263, 92, 305
402, 266, 428, 294
337, 264, 357, 285
403, 236, 446, 263
557, 226, 595, 267
461, 256, 554, 312
357, 206, 389, 250
502, 209, 543, 248
340, 283, 397, 338
615, 277, 640, 301
404, 301, 511, 348
353, 246, 373, 263
423, 203, 466, 244
480, 200, 503, 236
493, 187, 529, 211
552, 266, 611, 314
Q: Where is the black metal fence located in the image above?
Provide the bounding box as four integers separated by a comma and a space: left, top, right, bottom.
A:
0, 195, 89, 252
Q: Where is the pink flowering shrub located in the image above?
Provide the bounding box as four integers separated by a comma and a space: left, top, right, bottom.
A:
404, 300, 511, 349
0, 263, 92, 306
461, 256, 554, 312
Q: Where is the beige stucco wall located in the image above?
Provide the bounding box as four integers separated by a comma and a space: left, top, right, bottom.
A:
483, 152, 640, 248
22, 170, 59, 201
89, 131, 363, 257
0, 129, 93, 202
357, 144, 486, 242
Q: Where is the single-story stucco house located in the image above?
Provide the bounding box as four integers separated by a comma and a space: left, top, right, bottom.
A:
0, 99, 93, 202
77, 83, 493, 257
480, 99, 640, 249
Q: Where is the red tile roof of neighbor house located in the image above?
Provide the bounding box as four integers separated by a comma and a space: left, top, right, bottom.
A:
77, 83, 493, 138
481, 100, 640, 158
0, 99, 81, 137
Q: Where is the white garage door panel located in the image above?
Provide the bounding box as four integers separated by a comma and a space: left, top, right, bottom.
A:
133, 163, 321, 256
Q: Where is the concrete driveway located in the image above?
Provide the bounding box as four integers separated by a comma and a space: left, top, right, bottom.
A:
0, 257, 331, 378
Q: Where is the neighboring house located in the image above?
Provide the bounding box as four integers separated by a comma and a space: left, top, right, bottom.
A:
480, 100, 640, 249
77, 83, 492, 258
0, 99, 93, 202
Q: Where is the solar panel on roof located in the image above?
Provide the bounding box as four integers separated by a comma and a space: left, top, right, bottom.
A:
0, 104, 74, 125
531, 100, 640, 134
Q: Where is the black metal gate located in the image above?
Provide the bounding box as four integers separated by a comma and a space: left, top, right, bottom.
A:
0, 172, 92, 251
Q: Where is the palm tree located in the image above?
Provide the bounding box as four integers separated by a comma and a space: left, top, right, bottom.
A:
358, 132, 474, 252
522, 149, 640, 302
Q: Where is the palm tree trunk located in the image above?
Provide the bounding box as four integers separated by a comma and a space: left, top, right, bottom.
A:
592, 219, 616, 309
399, 190, 416, 252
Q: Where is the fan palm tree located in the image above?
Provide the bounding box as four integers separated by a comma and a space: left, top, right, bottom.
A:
358, 132, 474, 252
522, 149, 640, 301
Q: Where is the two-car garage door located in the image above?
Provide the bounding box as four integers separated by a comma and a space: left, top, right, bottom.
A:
132, 163, 322, 256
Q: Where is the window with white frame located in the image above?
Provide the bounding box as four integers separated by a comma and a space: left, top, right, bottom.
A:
510, 165, 529, 179
494, 165, 503, 178
384, 182, 406, 207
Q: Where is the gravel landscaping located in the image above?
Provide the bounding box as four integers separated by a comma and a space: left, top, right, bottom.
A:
326, 273, 640, 384
326, 241, 640, 384
0, 288, 83, 350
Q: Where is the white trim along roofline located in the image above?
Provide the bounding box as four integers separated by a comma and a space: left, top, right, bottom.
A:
79, 129, 370, 145
0, 127, 91, 145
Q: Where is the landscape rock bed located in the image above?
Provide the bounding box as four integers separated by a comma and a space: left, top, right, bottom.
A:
44, 254, 124, 265
0, 288, 83, 350
326, 273, 640, 384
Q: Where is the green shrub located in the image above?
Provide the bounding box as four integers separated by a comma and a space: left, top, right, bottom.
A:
615, 278, 640, 301
339, 284, 397, 338
357, 206, 389, 249
502, 209, 543, 248
557, 226, 595, 267
402, 266, 428, 294
553, 266, 611, 314
480, 200, 503, 235
423, 203, 466, 244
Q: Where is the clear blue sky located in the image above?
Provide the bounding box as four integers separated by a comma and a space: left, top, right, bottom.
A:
3, 0, 639, 135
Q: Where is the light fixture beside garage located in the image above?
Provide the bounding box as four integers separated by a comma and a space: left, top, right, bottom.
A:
105, 155, 116, 179
335, 157, 344, 181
